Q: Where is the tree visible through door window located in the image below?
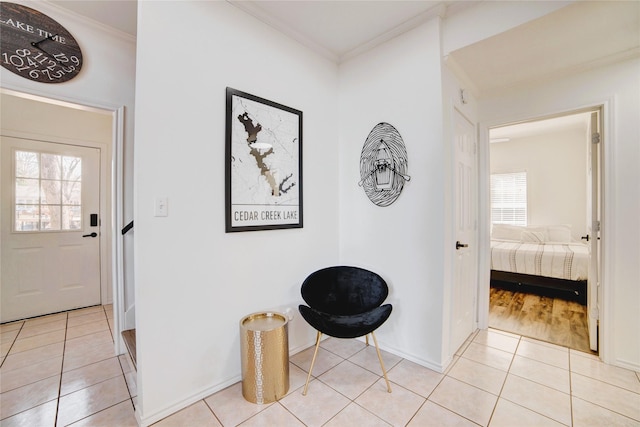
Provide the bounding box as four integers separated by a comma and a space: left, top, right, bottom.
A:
14, 150, 82, 231
490, 172, 527, 226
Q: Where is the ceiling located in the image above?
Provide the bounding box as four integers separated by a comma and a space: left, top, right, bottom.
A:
449, 0, 640, 96
48, 0, 639, 98
228, 1, 468, 61
47, 0, 638, 141
49, 0, 137, 38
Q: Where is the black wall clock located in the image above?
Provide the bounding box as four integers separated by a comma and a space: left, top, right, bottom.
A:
0, 2, 83, 83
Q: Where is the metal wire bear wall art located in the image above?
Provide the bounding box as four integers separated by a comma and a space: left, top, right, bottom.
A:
358, 122, 411, 207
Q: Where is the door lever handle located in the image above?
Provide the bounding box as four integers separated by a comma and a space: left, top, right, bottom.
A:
456, 241, 468, 250
82, 232, 97, 238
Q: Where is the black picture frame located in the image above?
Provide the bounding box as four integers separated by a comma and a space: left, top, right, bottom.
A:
225, 87, 303, 232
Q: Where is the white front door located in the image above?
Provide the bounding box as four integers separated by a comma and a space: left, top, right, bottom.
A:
451, 108, 478, 353
1, 137, 101, 322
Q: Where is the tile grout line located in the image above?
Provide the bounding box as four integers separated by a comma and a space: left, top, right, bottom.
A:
402, 345, 470, 427
571, 395, 640, 424
56, 306, 133, 426
54, 312, 69, 427
0, 321, 25, 369
284, 341, 400, 426
2, 307, 131, 425
481, 335, 519, 427
569, 348, 575, 427
450, 331, 583, 425
502, 336, 576, 426
202, 395, 226, 426
407, 331, 501, 425
286, 350, 394, 427
277, 400, 313, 427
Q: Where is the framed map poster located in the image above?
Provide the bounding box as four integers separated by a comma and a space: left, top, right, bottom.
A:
225, 87, 303, 232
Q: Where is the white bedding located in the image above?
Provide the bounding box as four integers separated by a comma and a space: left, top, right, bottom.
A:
490, 239, 589, 281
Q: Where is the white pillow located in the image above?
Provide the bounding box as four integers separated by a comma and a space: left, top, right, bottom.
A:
492, 224, 524, 241
521, 230, 546, 243
546, 224, 572, 242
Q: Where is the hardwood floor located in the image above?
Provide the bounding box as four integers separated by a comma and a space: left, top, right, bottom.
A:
489, 286, 596, 354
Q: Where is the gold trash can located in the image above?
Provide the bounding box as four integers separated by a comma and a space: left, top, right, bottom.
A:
240, 312, 290, 404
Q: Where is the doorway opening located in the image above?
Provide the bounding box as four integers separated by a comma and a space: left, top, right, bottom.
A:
486, 108, 602, 355
0, 89, 125, 353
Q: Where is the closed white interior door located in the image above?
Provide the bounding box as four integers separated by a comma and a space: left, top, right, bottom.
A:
1, 137, 101, 322
451, 108, 478, 353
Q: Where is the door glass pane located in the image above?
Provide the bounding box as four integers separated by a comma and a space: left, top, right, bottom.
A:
16, 151, 39, 178
63, 181, 81, 205
62, 206, 82, 230
41, 153, 61, 179
41, 180, 61, 204
63, 156, 81, 181
16, 178, 39, 202
15, 205, 39, 231
41, 204, 61, 230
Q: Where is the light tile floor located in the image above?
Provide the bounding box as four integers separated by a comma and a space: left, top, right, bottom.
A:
2, 306, 639, 426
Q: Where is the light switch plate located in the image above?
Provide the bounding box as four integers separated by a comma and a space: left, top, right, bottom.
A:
154, 197, 168, 217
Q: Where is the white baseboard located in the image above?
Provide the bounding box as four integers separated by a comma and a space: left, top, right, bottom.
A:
613, 357, 640, 374
137, 375, 241, 427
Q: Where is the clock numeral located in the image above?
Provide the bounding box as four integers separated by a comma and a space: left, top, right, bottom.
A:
53, 52, 68, 63
32, 52, 49, 64
2, 53, 30, 71
2, 48, 80, 80
42, 69, 64, 80
26, 56, 39, 68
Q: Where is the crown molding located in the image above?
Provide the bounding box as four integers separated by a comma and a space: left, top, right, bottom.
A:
40, 0, 136, 44
227, 1, 339, 63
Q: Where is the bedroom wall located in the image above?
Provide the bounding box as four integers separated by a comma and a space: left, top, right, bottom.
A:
490, 127, 588, 240
133, 2, 339, 424
479, 57, 640, 371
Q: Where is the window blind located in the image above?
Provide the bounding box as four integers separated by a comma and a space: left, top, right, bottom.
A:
490, 172, 527, 226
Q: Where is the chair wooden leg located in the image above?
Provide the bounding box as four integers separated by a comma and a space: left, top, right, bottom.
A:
370, 331, 392, 393
302, 331, 322, 395
365, 334, 369, 346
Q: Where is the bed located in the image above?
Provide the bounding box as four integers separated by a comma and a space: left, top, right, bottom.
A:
490, 224, 589, 304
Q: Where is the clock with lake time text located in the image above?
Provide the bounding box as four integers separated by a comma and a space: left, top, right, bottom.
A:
0, 2, 83, 83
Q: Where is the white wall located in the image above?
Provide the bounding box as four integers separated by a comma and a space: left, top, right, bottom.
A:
130, 0, 640, 423
479, 57, 640, 371
134, 2, 338, 424
0, 94, 112, 144
490, 128, 588, 239
338, 18, 448, 369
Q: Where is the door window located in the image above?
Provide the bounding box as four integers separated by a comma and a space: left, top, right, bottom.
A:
14, 150, 82, 231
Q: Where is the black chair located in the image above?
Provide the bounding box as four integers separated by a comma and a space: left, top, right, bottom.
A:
298, 266, 393, 395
